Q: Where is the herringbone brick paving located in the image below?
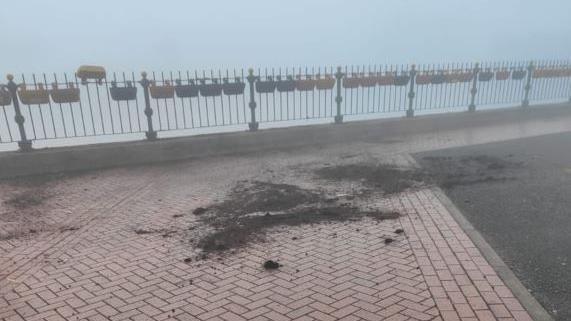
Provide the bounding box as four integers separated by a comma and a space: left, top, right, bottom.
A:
3, 114, 571, 321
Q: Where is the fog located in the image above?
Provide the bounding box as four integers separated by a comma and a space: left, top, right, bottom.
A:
2, 0, 571, 74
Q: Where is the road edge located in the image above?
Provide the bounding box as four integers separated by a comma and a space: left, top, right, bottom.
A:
432, 188, 554, 321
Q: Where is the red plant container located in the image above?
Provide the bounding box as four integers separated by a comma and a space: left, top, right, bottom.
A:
495, 70, 510, 81
360, 75, 377, 87
295, 77, 316, 91
315, 75, 335, 90
415, 73, 432, 85
377, 74, 395, 86
18, 84, 50, 105
149, 81, 175, 99
50, 83, 80, 104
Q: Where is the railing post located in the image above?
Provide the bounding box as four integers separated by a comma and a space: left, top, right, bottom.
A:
246, 68, 259, 131
522, 61, 534, 107
468, 62, 480, 112
406, 64, 416, 118
6, 74, 32, 151
334, 66, 344, 124
139, 72, 157, 140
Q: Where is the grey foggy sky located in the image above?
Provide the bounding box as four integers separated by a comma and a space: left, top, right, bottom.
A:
1, 0, 570, 74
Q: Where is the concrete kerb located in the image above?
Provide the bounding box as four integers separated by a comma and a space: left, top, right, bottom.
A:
402, 153, 554, 321
434, 189, 554, 321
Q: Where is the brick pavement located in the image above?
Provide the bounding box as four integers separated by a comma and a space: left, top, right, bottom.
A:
3, 113, 571, 321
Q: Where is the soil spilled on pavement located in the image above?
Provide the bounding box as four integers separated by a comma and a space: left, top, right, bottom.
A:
206, 181, 321, 218
418, 154, 522, 189
185, 155, 518, 255
316, 155, 522, 192
1, 171, 93, 188
3, 191, 51, 209
194, 180, 400, 253
315, 163, 425, 194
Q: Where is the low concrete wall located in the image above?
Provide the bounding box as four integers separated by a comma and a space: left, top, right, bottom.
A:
1, 103, 570, 178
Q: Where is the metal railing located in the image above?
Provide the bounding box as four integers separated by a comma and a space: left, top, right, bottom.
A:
1, 59, 570, 151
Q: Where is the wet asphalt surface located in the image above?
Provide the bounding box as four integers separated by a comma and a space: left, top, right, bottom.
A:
415, 131, 571, 321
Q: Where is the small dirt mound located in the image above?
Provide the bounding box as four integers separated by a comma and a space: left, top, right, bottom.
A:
263, 260, 280, 270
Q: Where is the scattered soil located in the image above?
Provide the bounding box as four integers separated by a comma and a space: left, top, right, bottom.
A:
134, 228, 177, 236
3, 192, 51, 209
205, 181, 321, 218
315, 164, 425, 194
195, 180, 400, 253
317, 155, 521, 193
418, 154, 522, 189
198, 205, 399, 252
1, 171, 93, 188
192, 207, 207, 215
134, 229, 154, 235
59, 226, 79, 232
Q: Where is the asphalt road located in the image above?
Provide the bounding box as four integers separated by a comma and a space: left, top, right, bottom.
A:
415, 131, 571, 321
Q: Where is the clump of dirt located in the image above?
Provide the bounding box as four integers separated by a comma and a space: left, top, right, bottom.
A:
134, 229, 154, 235
3, 192, 51, 209
418, 154, 522, 189
263, 260, 280, 270
134, 228, 177, 236
59, 226, 79, 232
315, 164, 425, 194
